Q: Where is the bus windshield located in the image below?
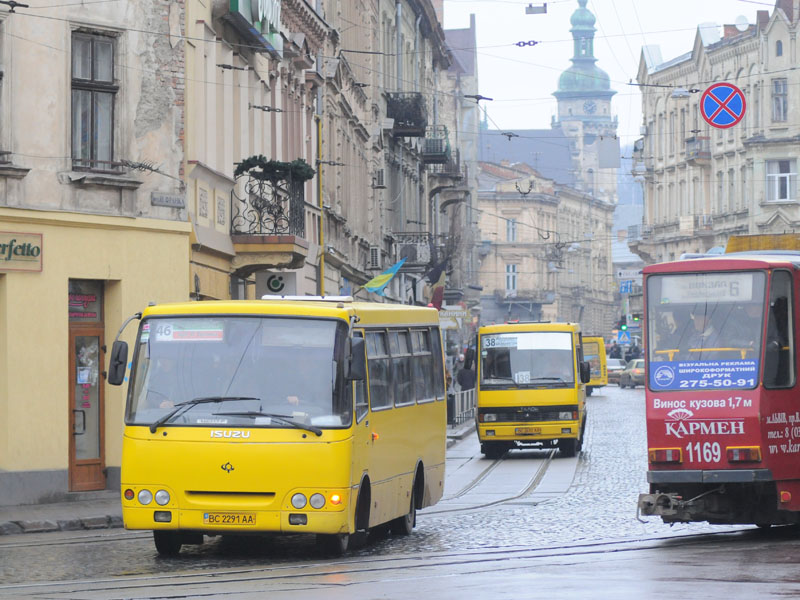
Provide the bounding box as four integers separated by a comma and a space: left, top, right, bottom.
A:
647, 271, 766, 391
480, 331, 574, 389
126, 317, 351, 428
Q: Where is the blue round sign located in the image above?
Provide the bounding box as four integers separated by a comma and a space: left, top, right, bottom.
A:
700, 83, 746, 129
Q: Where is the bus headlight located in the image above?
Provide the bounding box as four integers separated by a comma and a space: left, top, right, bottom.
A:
137, 489, 153, 505
558, 411, 574, 420
291, 493, 307, 509
309, 493, 326, 509
155, 490, 171, 506
483, 414, 497, 422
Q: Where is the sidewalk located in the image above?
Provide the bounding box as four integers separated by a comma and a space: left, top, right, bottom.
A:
0, 422, 476, 537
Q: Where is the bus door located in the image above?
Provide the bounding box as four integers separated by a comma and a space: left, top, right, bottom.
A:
359, 328, 396, 526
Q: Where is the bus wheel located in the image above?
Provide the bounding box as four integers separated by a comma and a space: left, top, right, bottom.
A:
586, 386, 594, 396
559, 439, 577, 458
390, 485, 416, 535
316, 533, 350, 556
153, 531, 182, 556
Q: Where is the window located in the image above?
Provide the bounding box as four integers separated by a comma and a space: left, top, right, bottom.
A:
772, 78, 788, 122
505, 264, 518, 295
767, 160, 796, 202
72, 32, 117, 171
430, 327, 445, 398
776, 40, 783, 57
506, 218, 517, 242
764, 270, 794, 388
728, 168, 735, 210
353, 332, 368, 422
391, 330, 415, 406
366, 330, 393, 409
411, 329, 434, 401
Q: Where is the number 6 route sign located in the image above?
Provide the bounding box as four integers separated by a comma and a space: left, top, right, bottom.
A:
700, 82, 746, 129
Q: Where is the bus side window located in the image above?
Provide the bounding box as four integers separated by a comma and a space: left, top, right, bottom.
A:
366, 330, 393, 410
764, 271, 795, 389
353, 331, 368, 422
431, 327, 445, 400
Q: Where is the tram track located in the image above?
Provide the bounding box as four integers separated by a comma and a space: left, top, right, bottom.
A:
0, 527, 755, 599
422, 449, 556, 515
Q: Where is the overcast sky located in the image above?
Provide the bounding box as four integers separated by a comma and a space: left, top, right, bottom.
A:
442, 0, 772, 145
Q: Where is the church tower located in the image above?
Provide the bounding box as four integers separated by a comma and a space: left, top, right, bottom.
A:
553, 0, 618, 204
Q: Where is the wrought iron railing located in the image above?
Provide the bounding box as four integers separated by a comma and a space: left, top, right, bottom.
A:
422, 125, 451, 164
428, 149, 464, 178
231, 175, 305, 237
448, 388, 476, 426
386, 92, 428, 137
685, 136, 711, 161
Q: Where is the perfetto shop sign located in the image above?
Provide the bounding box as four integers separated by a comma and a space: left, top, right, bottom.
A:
0, 231, 43, 272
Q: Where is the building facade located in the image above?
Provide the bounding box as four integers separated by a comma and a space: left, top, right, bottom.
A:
0, 0, 189, 503
476, 163, 615, 336
631, 0, 800, 263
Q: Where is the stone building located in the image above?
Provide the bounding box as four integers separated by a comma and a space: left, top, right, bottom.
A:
631, 0, 800, 263
476, 162, 614, 336
183, 0, 463, 302
0, 0, 189, 502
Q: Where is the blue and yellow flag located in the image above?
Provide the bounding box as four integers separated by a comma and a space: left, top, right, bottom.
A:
363, 258, 406, 296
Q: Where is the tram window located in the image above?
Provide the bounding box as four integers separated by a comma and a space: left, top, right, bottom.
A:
366, 330, 393, 410
353, 332, 368, 422
392, 330, 415, 406
764, 270, 795, 389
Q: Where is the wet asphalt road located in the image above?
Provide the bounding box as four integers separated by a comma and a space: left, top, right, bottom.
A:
2, 384, 794, 598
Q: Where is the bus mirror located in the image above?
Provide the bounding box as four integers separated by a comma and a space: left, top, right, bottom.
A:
580, 361, 591, 384
346, 337, 366, 381
108, 341, 128, 386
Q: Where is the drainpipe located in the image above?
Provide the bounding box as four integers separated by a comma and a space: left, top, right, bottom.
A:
316, 114, 325, 296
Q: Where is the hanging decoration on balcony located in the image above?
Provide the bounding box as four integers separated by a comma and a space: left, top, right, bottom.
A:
231, 156, 315, 236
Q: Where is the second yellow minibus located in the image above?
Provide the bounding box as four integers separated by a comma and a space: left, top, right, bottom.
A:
583, 336, 607, 396
476, 322, 590, 458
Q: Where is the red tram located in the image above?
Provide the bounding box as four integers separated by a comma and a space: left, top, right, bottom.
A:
638, 252, 800, 525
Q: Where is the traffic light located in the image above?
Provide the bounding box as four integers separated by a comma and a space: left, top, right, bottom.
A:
619, 316, 628, 331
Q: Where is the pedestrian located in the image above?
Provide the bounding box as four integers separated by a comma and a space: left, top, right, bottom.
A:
609, 341, 622, 359
456, 364, 476, 391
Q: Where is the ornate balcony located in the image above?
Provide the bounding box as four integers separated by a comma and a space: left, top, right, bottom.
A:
394, 231, 434, 267
229, 158, 312, 273
422, 126, 451, 164
386, 92, 428, 137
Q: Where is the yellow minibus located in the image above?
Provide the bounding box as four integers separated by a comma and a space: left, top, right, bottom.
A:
476, 322, 590, 459
108, 297, 446, 556
583, 336, 607, 396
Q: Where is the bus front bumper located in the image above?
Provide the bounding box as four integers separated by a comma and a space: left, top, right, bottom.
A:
477, 421, 579, 443
122, 505, 351, 535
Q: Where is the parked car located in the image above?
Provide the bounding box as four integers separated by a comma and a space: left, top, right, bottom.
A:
606, 358, 627, 385
619, 359, 645, 388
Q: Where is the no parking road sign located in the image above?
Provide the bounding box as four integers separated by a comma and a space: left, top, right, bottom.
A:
701, 82, 746, 129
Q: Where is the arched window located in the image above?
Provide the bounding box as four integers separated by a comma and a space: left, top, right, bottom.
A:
777, 40, 783, 57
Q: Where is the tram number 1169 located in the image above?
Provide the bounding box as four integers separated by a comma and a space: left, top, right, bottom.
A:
685, 441, 721, 463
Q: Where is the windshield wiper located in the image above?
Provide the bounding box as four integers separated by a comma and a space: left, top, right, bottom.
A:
528, 376, 567, 382
212, 411, 323, 437
149, 396, 261, 433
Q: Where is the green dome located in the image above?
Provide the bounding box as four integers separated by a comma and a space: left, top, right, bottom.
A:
558, 63, 611, 93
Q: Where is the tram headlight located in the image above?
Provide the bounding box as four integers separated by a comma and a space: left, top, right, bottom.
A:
137, 489, 153, 505
291, 493, 307, 509
309, 493, 326, 509
155, 490, 171, 506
